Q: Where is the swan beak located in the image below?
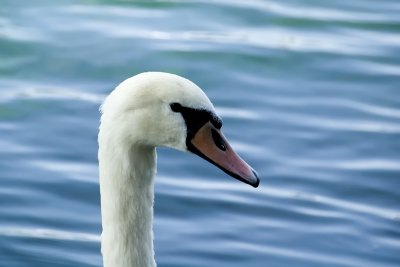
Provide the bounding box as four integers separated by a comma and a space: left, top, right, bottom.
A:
188, 122, 260, 188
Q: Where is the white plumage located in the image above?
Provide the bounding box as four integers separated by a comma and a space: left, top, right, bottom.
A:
98, 72, 259, 267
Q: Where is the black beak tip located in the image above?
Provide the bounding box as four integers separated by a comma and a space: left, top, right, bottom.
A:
251, 169, 260, 188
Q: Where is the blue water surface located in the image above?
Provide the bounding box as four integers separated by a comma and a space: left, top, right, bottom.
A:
1, 0, 400, 266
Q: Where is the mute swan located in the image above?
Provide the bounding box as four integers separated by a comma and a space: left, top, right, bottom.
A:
98, 72, 259, 267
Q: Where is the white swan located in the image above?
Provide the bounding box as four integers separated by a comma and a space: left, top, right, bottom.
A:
98, 72, 259, 267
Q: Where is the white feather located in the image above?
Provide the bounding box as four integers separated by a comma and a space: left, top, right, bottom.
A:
98, 72, 215, 267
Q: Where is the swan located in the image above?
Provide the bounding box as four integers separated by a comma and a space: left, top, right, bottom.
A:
98, 72, 259, 267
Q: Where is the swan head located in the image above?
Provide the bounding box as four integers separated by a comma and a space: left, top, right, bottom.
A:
100, 72, 259, 187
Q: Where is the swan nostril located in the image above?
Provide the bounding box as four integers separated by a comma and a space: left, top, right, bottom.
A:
211, 128, 226, 151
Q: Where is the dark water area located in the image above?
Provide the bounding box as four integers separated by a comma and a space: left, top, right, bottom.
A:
1, 1, 400, 266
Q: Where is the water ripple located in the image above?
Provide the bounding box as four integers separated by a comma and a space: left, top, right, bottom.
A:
0, 227, 99, 242
216, 107, 261, 120
269, 111, 400, 133
0, 88, 105, 104
209, 0, 400, 22
158, 176, 400, 221
265, 188, 400, 221
263, 96, 400, 120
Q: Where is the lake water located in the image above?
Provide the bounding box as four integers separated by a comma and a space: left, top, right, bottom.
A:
1, 0, 400, 266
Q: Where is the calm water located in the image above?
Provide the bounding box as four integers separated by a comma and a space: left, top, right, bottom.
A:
1, 0, 400, 266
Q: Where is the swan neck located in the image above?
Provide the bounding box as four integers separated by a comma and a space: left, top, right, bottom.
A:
99, 142, 156, 267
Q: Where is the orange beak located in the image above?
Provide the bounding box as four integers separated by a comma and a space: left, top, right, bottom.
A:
187, 122, 260, 188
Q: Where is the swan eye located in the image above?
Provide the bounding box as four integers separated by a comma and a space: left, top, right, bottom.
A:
170, 102, 182, 112
211, 128, 226, 151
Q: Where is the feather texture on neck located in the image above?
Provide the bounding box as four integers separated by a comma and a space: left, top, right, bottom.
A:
98, 136, 157, 267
